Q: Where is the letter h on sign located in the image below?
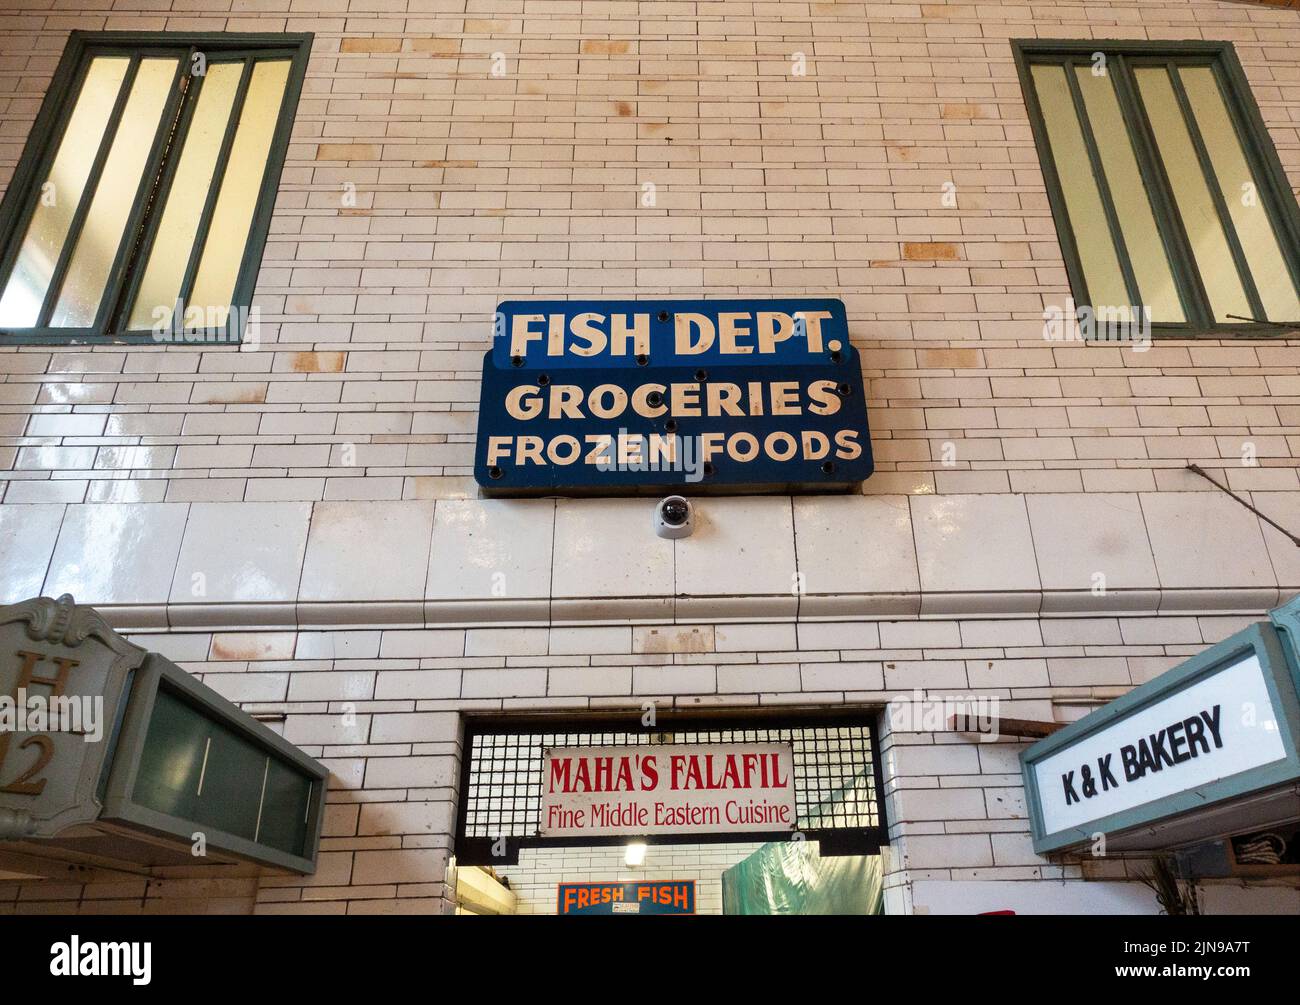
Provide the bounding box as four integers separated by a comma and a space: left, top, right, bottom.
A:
0, 650, 79, 796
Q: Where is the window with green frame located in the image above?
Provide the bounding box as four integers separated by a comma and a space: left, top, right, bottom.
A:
0, 31, 311, 344
1015, 41, 1300, 335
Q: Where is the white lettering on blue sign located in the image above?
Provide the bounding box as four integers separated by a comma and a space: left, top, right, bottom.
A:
475, 299, 873, 491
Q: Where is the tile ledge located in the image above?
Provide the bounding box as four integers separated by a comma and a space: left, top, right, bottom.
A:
56, 586, 1290, 635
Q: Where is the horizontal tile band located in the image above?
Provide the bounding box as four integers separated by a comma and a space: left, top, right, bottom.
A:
85, 586, 1285, 635
8, 492, 1296, 632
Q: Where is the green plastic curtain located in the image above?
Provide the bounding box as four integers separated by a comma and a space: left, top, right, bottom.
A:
722, 841, 883, 915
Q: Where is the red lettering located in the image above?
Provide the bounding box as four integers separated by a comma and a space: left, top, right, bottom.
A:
641, 754, 658, 790
548, 758, 572, 793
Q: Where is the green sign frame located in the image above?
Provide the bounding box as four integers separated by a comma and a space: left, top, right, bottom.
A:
99, 653, 328, 874
1021, 621, 1300, 854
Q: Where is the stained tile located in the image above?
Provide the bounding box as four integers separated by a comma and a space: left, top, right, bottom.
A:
1027, 493, 1158, 597
209, 632, 297, 662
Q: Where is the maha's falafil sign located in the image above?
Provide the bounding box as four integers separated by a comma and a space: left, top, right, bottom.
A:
474, 298, 873, 492
540, 743, 798, 838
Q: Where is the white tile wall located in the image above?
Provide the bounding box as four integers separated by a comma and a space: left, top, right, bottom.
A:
0, 611, 1252, 915
0, 0, 1296, 509
3, 0, 1300, 918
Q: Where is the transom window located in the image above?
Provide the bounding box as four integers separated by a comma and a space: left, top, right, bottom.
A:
1015, 41, 1300, 335
0, 31, 311, 344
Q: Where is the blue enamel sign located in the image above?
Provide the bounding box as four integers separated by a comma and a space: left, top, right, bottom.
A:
474, 299, 873, 492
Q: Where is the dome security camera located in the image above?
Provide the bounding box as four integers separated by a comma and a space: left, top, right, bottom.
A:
654, 496, 695, 539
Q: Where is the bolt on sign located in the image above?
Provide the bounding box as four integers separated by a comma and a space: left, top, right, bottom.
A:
474, 299, 873, 492
540, 743, 798, 838
0, 595, 142, 841
557, 880, 696, 916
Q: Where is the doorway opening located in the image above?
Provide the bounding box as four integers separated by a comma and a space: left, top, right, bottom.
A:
450, 710, 888, 915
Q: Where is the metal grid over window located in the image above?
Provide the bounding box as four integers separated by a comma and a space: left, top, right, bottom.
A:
455, 715, 886, 864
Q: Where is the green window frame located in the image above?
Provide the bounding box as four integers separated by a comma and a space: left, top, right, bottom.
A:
0, 31, 312, 346
1014, 40, 1300, 338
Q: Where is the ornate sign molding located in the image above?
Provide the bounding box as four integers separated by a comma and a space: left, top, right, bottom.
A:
0, 595, 146, 840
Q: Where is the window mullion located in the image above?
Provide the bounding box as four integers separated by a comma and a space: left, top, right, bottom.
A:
98, 53, 194, 336
176, 56, 254, 323
1210, 58, 1300, 312
1020, 56, 1096, 315
1063, 58, 1142, 317
1167, 63, 1267, 322
0, 56, 96, 311
34, 55, 142, 330
1111, 55, 1214, 330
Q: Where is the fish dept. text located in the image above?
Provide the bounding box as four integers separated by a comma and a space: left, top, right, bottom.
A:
504, 309, 839, 359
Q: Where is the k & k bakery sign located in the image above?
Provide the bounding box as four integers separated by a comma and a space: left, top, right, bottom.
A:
474, 298, 873, 492
540, 742, 798, 838
1021, 620, 1300, 854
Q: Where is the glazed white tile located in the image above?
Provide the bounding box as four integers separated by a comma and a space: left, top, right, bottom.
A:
910, 494, 1040, 594
1246, 492, 1300, 591
425, 498, 554, 600
793, 494, 919, 596
125, 632, 211, 662
294, 631, 382, 659
0, 504, 65, 603
674, 496, 796, 597
1140, 492, 1276, 590
44, 503, 189, 605
299, 501, 434, 602
1026, 493, 1158, 591
169, 501, 311, 604
551, 498, 673, 597
25, 413, 108, 437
